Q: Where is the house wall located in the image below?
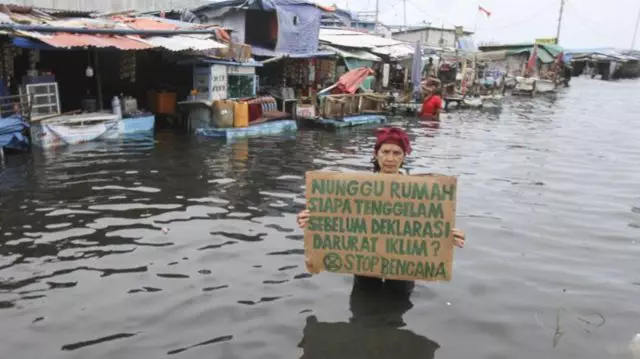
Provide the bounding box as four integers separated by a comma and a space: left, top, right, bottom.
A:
10, 0, 203, 12
393, 29, 458, 48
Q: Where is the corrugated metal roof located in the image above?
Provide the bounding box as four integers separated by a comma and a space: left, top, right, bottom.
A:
320, 44, 381, 61
251, 45, 334, 58
112, 16, 180, 31
475, 50, 508, 61
319, 27, 413, 59
320, 34, 402, 48
507, 46, 555, 63
15, 31, 153, 50
140, 35, 227, 51
370, 44, 415, 59
2, 12, 232, 52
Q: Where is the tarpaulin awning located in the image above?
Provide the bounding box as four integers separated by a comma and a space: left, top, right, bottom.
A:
335, 67, 374, 94
507, 47, 555, 63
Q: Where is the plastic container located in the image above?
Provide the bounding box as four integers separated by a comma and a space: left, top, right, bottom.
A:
233, 102, 249, 128
296, 104, 315, 119
147, 91, 176, 114
212, 100, 234, 128
111, 96, 122, 118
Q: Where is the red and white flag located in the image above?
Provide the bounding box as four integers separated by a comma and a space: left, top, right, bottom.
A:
478, 5, 491, 17
527, 44, 538, 73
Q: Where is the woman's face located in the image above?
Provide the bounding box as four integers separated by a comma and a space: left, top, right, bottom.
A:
376, 143, 405, 174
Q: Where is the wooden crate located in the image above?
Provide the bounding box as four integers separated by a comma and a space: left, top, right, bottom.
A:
321, 96, 347, 118
359, 94, 385, 112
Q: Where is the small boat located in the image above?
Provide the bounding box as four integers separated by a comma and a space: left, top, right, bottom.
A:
512, 76, 536, 96
534, 79, 556, 93
302, 114, 387, 129
389, 102, 421, 115
195, 119, 298, 140
30, 113, 120, 149
462, 97, 483, 108
118, 114, 156, 135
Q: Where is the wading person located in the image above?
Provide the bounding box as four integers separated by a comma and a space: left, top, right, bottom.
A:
419, 87, 443, 121
296, 127, 466, 294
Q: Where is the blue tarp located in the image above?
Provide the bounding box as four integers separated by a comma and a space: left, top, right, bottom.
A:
0, 115, 30, 150
193, 0, 326, 56
12, 37, 55, 50
274, 4, 323, 56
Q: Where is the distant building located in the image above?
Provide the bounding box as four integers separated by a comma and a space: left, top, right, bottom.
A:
320, 10, 392, 37
391, 25, 474, 49
6, 0, 202, 12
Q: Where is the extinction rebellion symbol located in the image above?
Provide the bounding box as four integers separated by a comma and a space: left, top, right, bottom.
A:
323, 253, 342, 272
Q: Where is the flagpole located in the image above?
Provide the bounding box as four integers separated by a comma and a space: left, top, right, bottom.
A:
556, 0, 565, 43
631, 2, 640, 49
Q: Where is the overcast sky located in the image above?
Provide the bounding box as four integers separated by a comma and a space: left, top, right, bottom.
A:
320, 0, 640, 50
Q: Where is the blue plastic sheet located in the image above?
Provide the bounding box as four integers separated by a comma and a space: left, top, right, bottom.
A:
274, 4, 322, 56
0, 115, 30, 150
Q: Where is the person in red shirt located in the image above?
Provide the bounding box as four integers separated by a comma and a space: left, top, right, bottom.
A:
419, 88, 443, 121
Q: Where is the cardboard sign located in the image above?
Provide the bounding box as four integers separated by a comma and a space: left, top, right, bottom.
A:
304, 171, 457, 282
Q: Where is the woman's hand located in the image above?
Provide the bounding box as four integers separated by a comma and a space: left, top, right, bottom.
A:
297, 209, 310, 229
452, 228, 466, 248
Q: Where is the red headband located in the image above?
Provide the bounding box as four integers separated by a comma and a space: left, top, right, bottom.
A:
374, 127, 412, 155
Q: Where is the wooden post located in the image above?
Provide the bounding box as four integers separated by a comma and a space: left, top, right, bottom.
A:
94, 49, 103, 110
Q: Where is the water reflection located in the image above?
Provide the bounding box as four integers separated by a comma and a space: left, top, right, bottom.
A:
298, 280, 440, 359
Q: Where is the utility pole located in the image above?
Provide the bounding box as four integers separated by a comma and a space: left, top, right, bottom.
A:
403, 0, 407, 29
375, 0, 379, 31
632, 3, 640, 49
555, 0, 565, 44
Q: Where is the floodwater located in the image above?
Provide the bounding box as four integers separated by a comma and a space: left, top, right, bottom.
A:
1, 77, 639, 359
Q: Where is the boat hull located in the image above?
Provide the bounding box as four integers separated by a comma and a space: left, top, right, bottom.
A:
535, 79, 556, 93
31, 119, 119, 149
30, 113, 156, 149
303, 114, 388, 129
195, 119, 298, 140
119, 115, 155, 135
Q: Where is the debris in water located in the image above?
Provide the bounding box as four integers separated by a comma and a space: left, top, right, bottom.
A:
161, 228, 170, 234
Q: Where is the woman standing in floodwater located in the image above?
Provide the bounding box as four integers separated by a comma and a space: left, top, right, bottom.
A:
297, 126, 466, 294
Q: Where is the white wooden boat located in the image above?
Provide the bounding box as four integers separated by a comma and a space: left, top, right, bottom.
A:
31, 113, 120, 149
534, 79, 556, 93
512, 77, 536, 96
